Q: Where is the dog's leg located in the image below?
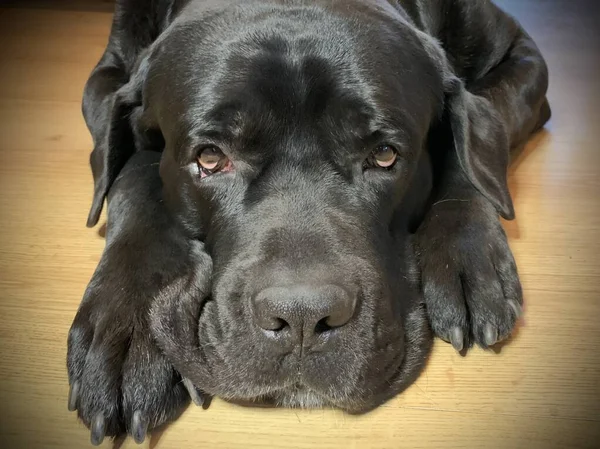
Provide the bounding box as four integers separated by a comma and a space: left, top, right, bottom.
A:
414, 0, 551, 351
67, 151, 212, 444
67, 2, 203, 444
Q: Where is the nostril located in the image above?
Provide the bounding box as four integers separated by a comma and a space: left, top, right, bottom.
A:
314, 318, 333, 335
271, 318, 288, 332
259, 316, 288, 332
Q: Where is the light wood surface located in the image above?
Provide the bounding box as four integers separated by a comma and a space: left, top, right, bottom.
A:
0, 1, 599, 448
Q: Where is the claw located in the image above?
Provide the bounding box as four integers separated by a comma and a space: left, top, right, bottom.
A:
183, 378, 204, 407
508, 300, 523, 319
484, 323, 498, 347
450, 327, 464, 352
68, 381, 79, 412
90, 413, 106, 446
131, 410, 148, 445
201, 394, 213, 410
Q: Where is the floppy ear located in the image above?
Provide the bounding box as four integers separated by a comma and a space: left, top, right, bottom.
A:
415, 31, 515, 220
85, 52, 151, 227
445, 76, 515, 220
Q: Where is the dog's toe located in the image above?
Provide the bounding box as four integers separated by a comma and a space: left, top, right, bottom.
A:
67, 380, 80, 412
90, 413, 106, 446
183, 378, 206, 407
449, 327, 464, 352
483, 323, 498, 347
131, 410, 148, 445
508, 300, 523, 319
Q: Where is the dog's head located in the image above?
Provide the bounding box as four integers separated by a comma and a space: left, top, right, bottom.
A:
88, 1, 514, 412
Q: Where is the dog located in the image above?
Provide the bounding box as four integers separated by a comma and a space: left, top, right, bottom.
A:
66, 0, 551, 445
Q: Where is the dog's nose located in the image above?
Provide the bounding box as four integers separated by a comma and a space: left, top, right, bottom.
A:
252, 285, 356, 346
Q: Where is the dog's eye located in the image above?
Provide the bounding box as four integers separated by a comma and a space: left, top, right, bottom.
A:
365, 145, 398, 169
197, 147, 230, 176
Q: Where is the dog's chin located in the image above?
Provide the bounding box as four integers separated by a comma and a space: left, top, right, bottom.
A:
217, 346, 413, 414
223, 385, 330, 410
259, 357, 407, 413
273, 387, 329, 409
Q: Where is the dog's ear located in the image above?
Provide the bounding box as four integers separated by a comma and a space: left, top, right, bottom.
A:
85, 52, 152, 227
443, 76, 515, 220
415, 31, 514, 220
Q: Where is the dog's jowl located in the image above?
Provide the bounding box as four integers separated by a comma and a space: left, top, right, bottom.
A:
67, 0, 550, 444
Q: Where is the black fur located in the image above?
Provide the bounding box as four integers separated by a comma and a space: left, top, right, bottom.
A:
67, 0, 550, 443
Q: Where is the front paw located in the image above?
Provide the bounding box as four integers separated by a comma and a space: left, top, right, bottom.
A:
417, 201, 523, 351
66, 269, 198, 445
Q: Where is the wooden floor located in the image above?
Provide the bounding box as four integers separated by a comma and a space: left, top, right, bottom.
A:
0, 1, 599, 448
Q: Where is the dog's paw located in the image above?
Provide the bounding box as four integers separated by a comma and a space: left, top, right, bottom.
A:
417, 201, 523, 351
66, 265, 202, 445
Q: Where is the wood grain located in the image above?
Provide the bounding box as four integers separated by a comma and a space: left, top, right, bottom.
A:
0, 1, 599, 448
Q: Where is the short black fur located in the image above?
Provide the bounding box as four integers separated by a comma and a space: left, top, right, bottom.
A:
67, 0, 551, 444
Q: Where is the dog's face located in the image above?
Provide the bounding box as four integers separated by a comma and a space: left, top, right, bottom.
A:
145, 2, 444, 412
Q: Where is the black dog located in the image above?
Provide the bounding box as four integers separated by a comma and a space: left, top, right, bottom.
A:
67, 0, 551, 445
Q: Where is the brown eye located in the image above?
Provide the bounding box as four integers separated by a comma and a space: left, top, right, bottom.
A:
197, 147, 229, 174
367, 145, 398, 169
